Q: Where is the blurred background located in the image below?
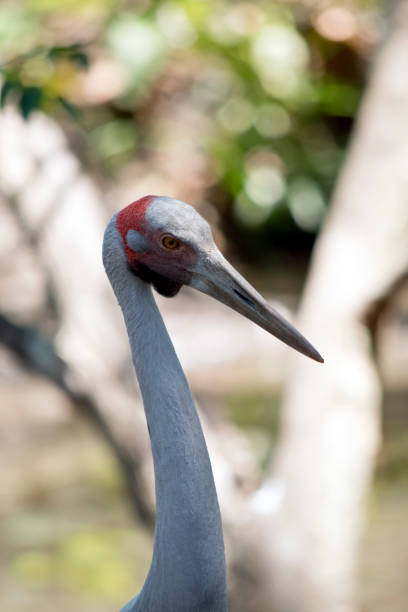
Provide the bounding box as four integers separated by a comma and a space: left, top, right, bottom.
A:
1, 0, 408, 611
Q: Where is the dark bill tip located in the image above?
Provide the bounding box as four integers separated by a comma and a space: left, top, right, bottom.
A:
310, 349, 324, 364
285, 330, 324, 364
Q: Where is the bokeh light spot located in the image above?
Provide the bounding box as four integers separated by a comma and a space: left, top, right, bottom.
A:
314, 7, 357, 42
255, 103, 291, 138
107, 17, 166, 83
217, 97, 254, 133
234, 192, 271, 226
251, 24, 309, 73
156, 3, 197, 49
245, 165, 286, 208
288, 176, 326, 232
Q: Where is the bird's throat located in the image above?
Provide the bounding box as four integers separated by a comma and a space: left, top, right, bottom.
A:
128, 260, 182, 298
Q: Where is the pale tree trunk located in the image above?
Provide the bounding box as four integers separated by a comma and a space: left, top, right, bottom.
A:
255, 3, 408, 611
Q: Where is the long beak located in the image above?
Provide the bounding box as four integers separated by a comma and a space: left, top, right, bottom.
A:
189, 248, 324, 363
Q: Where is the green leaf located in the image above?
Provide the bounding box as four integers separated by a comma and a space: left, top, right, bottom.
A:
71, 51, 89, 68
0, 78, 16, 106
20, 86, 42, 119
48, 44, 89, 69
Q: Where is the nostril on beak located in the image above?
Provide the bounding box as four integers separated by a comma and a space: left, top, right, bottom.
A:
233, 289, 255, 308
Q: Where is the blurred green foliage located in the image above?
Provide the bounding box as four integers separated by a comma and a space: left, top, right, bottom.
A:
0, 0, 381, 255
11, 524, 150, 602
227, 390, 280, 436
227, 390, 281, 471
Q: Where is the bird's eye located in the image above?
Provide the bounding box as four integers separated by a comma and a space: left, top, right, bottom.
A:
161, 235, 181, 250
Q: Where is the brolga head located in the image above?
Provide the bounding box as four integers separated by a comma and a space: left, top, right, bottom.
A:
116, 195, 323, 363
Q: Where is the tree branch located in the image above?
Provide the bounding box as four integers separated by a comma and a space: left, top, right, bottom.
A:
0, 312, 155, 528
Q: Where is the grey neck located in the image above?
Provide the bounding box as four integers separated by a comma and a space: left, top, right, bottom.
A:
103, 217, 227, 612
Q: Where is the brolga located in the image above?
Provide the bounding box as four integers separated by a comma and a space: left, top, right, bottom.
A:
103, 195, 323, 612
